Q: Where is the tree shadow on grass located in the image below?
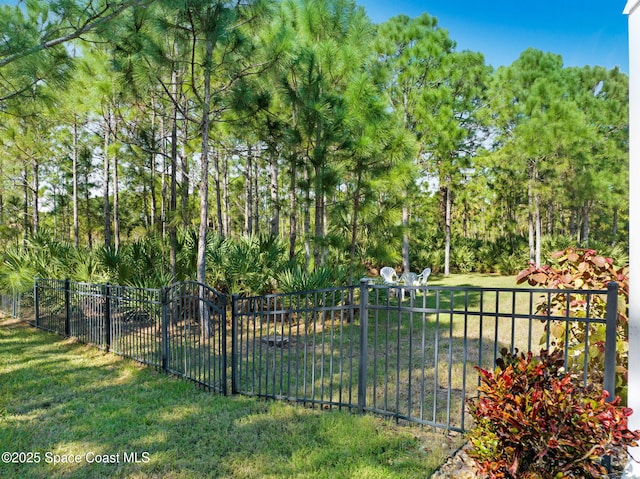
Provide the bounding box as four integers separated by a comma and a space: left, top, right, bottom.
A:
0, 319, 453, 479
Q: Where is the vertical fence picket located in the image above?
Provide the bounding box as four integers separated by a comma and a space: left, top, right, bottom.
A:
34, 278, 40, 328
358, 279, 369, 414
64, 279, 70, 336
231, 294, 239, 395
161, 286, 169, 373
104, 284, 111, 352
221, 294, 227, 396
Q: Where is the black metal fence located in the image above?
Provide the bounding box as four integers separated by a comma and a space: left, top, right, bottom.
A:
232, 286, 362, 410
233, 281, 619, 432
2, 278, 619, 433
33, 279, 227, 394
1, 290, 34, 320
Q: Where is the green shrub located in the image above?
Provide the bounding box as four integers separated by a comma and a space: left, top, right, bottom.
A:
466, 349, 640, 479
540, 234, 574, 262
207, 234, 290, 295
452, 243, 476, 273
496, 252, 526, 275
426, 249, 445, 274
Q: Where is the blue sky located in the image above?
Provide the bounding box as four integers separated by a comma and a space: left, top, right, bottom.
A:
358, 0, 629, 73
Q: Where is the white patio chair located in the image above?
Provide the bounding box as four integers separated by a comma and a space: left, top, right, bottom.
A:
400, 272, 418, 301
380, 267, 398, 285
417, 268, 431, 286
380, 267, 399, 298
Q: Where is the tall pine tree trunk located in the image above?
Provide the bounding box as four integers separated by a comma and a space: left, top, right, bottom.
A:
103, 114, 111, 248
612, 206, 618, 246
181, 111, 190, 226
22, 167, 28, 247
112, 116, 120, 251
113, 153, 120, 250
245, 144, 253, 235
253, 156, 259, 235
169, 70, 179, 278
213, 146, 224, 236
288, 108, 299, 261
322, 193, 328, 266
148, 151, 156, 230
160, 113, 167, 240
349, 172, 362, 283
72, 115, 79, 247
401, 92, 411, 275
197, 21, 215, 290
582, 200, 590, 247
194, 8, 223, 337
143, 180, 149, 228
150, 101, 157, 231
444, 184, 451, 276
270, 152, 279, 236
32, 159, 39, 236
402, 200, 410, 274
304, 166, 311, 268
535, 194, 541, 267
84, 164, 93, 248
527, 168, 535, 264
313, 164, 324, 268
223, 151, 230, 237
526, 163, 541, 267
289, 155, 297, 261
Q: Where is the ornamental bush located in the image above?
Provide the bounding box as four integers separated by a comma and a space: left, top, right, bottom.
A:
466, 349, 639, 479
516, 247, 629, 402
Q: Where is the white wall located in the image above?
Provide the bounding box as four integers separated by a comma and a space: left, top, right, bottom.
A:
624, 1, 640, 477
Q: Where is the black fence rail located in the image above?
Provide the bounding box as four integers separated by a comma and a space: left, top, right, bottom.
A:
6, 278, 619, 433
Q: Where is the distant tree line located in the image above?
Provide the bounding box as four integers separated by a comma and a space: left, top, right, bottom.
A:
0, 0, 629, 292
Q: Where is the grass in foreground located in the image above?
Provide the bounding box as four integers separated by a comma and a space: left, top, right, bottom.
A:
0, 317, 462, 479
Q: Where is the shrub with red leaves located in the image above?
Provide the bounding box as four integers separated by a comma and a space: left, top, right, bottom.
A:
466, 349, 639, 479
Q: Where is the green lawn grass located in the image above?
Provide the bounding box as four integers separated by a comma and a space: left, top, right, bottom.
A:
0, 316, 462, 479
428, 273, 520, 289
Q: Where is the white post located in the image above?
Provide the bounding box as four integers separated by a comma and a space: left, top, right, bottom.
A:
625, 1, 640, 478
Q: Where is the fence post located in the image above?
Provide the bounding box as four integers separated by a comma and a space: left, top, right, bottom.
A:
358, 279, 369, 414
34, 278, 40, 328
103, 283, 111, 351
601, 282, 619, 476
64, 278, 71, 336
161, 286, 169, 373
603, 281, 619, 403
231, 294, 239, 395
221, 293, 228, 396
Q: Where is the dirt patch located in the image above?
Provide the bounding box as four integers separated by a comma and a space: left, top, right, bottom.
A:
0, 315, 28, 328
